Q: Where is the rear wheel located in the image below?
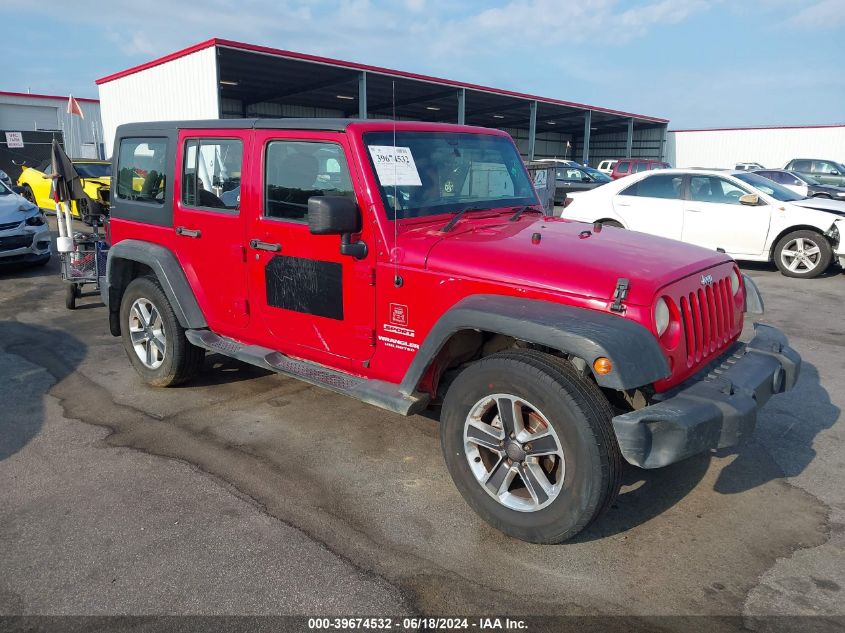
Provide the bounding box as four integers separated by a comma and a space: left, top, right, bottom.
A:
440, 350, 622, 543
119, 276, 204, 386
598, 219, 624, 228
812, 194, 832, 199
774, 230, 832, 279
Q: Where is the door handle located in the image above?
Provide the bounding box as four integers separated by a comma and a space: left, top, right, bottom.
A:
249, 239, 281, 252
176, 226, 202, 238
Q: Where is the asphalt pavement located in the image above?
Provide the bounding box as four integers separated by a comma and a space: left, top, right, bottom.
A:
0, 221, 843, 632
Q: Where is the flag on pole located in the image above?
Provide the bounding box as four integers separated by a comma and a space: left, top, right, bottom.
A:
67, 95, 85, 119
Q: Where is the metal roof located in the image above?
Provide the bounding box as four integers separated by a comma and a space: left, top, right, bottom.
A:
95, 37, 668, 125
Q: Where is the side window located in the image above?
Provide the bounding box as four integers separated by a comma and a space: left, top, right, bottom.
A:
616, 161, 630, 173
181, 138, 242, 211
690, 176, 748, 204
620, 174, 683, 199
814, 160, 837, 174
264, 140, 354, 222
792, 159, 811, 171
116, 137, 168, 204
562, 168, 583, 181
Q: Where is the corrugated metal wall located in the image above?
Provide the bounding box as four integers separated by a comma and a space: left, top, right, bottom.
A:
219, 98, 344, 119
668, 126, 845, 169
99, 46, 219, 157
573, 126, 666, 167
0, 95, 103, 158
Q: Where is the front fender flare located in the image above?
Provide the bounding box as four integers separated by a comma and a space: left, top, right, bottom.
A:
399, 295, 670, 394
104, 240, 207, 334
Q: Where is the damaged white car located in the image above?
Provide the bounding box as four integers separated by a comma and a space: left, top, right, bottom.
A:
0, 180, 51, 267
562, 169, 844, 279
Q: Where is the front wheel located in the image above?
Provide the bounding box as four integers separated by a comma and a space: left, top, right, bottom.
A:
773, 230, 832, 278
22, 185, 36, 206
440, 350, 622, 543
119, 276, 204, 386
598, 219, 624, 228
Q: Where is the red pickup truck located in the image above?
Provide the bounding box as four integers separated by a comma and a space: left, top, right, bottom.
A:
102, 119, 800, 543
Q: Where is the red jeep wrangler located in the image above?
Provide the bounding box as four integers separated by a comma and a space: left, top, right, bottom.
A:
103, 119, 800, 543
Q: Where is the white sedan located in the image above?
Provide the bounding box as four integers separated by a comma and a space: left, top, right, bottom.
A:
561, 169, 845, 279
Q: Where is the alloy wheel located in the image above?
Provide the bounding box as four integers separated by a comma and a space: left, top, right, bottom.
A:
128, 297, 166, 369
780, 237, 821, 274
463, 393, 565, 512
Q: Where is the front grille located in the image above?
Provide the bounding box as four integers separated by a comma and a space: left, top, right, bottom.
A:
678, 276, 734, 367
0, 233, 33, 252
0, 220, 21, 231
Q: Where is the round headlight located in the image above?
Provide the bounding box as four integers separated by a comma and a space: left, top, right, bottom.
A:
655, 297, 670, 336
730, 269, 741, 295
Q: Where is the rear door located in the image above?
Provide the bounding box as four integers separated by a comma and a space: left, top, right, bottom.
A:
173, 130, 251, 335
246, 130, 376, 367
612, 173, 685, 238
682, 175, 771, 255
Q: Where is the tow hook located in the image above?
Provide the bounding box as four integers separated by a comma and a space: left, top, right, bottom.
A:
610, 278, 629, 313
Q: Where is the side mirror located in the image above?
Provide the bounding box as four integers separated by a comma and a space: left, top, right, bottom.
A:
739, 193, 759, 206
307, 196, 367, 259
830, 170, 839, 176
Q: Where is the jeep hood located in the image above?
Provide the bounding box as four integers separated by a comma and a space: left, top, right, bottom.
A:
422, 217, 730, 306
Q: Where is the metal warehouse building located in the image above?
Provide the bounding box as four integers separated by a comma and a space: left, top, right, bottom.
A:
96, 38, 668, 165
667, 124, 845, 169
0, 91, 105, 159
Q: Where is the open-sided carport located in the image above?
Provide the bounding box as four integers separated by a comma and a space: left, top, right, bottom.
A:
97, 39, 668, 165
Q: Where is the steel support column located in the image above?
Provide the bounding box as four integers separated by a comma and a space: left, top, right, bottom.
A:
358, 71, 367, 120
660, 124, 668, 161
626, 118, 634, 158
582, 110, 592, 165
528, 100, 537, 160
457, 88, 466, 125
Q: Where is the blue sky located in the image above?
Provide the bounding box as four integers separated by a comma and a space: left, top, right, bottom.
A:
4, 0, 844, 128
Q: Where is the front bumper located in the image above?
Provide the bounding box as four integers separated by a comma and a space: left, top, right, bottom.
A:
0, 223, 51, 264
612, 323, 801, 469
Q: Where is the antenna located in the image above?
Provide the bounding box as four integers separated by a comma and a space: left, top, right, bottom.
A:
392, 80, 401, 288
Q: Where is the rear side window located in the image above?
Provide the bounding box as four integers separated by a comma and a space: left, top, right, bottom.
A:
633, 161, 650, 173
264, 140, 355, 222
181, 138, 242, 211
620, 174, 683, 199
791, 159, 812, 171
116, 138, 168, 204
616, 161, 630, 173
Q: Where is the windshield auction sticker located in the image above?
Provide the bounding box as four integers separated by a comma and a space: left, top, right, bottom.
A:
368, 146, 422, 186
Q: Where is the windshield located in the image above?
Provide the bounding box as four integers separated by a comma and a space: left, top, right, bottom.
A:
363, 131, 537, 220
582, 166, 611, 182
74, 162, 112, 178
735, 172, 804, 202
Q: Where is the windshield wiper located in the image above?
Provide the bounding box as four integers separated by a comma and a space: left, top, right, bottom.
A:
509, 205, 544, 222
441, 207, 489, 232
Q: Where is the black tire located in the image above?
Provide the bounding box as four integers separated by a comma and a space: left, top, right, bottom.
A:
773, 229, 832, 279
599, 219, 624, 228
440, 349, 622, 543
33, 254, 51, 267
119, 276, 204, 387
812, 194, 832, 199
65, 284, 77, 310
22, 185, 36, 206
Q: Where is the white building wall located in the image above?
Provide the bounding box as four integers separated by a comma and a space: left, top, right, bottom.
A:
668, 126, 845, 169
0, 94, 104, 158
98, 46, 219, 157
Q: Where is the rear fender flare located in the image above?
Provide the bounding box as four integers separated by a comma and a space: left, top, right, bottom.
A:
399, 295, 670, 394
104, 240, 206, 335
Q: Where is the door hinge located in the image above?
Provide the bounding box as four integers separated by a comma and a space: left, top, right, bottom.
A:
354, 326, 376, 347
610, 278, 629, 313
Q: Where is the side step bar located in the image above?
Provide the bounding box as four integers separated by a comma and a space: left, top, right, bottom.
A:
185, 330, 429, 416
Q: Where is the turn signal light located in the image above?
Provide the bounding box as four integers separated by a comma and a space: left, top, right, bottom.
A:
593, 357, 613, 375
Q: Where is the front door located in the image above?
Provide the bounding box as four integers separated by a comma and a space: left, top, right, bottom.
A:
172, 131, 250, 335
246, 130, 376, 367
682, 175, 771, 256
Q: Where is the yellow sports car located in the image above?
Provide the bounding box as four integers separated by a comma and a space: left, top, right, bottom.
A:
17, 159, 112, 218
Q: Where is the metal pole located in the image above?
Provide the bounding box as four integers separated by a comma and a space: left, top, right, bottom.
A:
457, 88, 466, 125
358, 71, 367, 120
528, 100, 537, 161
660, 124, 667, 161
626, 118, 634, 158
582, 110, 592, 165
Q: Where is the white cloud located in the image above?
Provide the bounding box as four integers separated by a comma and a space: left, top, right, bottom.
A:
789, 0, 845, 30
